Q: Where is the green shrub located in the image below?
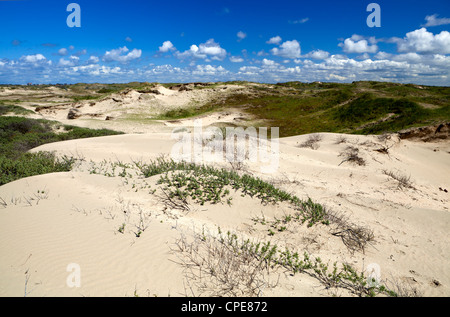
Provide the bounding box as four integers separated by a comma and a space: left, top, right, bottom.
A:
0, 116, 123, 185
0, 104, 34, 116
333, 94, 428, 133
0, 152, 75, 186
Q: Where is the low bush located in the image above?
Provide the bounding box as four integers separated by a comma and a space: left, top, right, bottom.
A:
0, 152, 75, 186
0, 116, 123, 185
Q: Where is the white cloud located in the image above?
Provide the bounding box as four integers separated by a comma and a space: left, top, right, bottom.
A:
125, 37, 133, 42
159, 41, 175, 53
192, 64, 228, 75
237, 31, 247, 41
238, 66, 260, 74
422, 14, 450, 27
230, 56, 244, 63
262, 58, 278, 66
88, 56, 99, 64
175, 39, 227, 61
266, 36, 282, 45
20, 54, 47, 63
396, 28, 450, 54
374, 51, 392, 60
339, 38, 378, 54
58, 55, 79, 67
271, 40, 301, 59
103, 46, 142, 63
58, 58, 73, 67
58, 48, 68, 56
70, 64, 123, 76
302, 49, 330, 60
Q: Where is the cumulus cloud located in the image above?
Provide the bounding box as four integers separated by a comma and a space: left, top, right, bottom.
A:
261, 58, 278, 66
20, 54, 47, 63
396, 28, 450, 54
175, 39, 227, 61
422, 14, 450, 27
192, 64, 228, 75
70, 64, 123, 76
148, 64, 183, 75
58, 55, 80, 67
103, 46, 142, 63
266, 36, 282, 45
302, 49, 330, 60
271, 40, 301, 59
87, 56, 100, 64
159, 41, 175, 53
339, 37, 378, 54
58, 48, 68, 56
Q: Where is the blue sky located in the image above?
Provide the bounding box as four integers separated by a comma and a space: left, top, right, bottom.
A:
0, 0, 449, 85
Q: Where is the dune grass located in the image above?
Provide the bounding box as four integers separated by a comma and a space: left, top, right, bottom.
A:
5, 81, 446, 137
0, 115, 123, 185
0, 103, 35, 116
175, 81, 449, 137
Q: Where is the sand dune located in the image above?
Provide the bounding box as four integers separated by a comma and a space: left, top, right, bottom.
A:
27, 84, 251, 134
0, 125, 448, 297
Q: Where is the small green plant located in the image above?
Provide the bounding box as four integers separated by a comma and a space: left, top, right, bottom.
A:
216, 229, 396, 297
118, 223, 126, 234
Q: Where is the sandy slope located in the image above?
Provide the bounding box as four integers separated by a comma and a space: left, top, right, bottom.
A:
25, 84, 252, 134
0, 126, 449, 297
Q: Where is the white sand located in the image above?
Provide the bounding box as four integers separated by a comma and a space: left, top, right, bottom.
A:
0, 125, 449, 297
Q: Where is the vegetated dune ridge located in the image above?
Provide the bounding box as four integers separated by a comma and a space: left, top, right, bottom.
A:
0, 127, 448, 297
3, 80, 448, 137
0, 83, 255, 134
0, 82, 449, 297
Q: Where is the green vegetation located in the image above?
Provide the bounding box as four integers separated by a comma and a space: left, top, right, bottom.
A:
0, 115, 123, 185
214, 229, 398, 297
134, 157, 330, 227
0, 152, 75, 186
0, 104, 35, 116
4, 81, 446, 137
178, 228, 400, 297
71, 95, 102, 102
332, 94, 433, 134
160, 81, 448, 137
